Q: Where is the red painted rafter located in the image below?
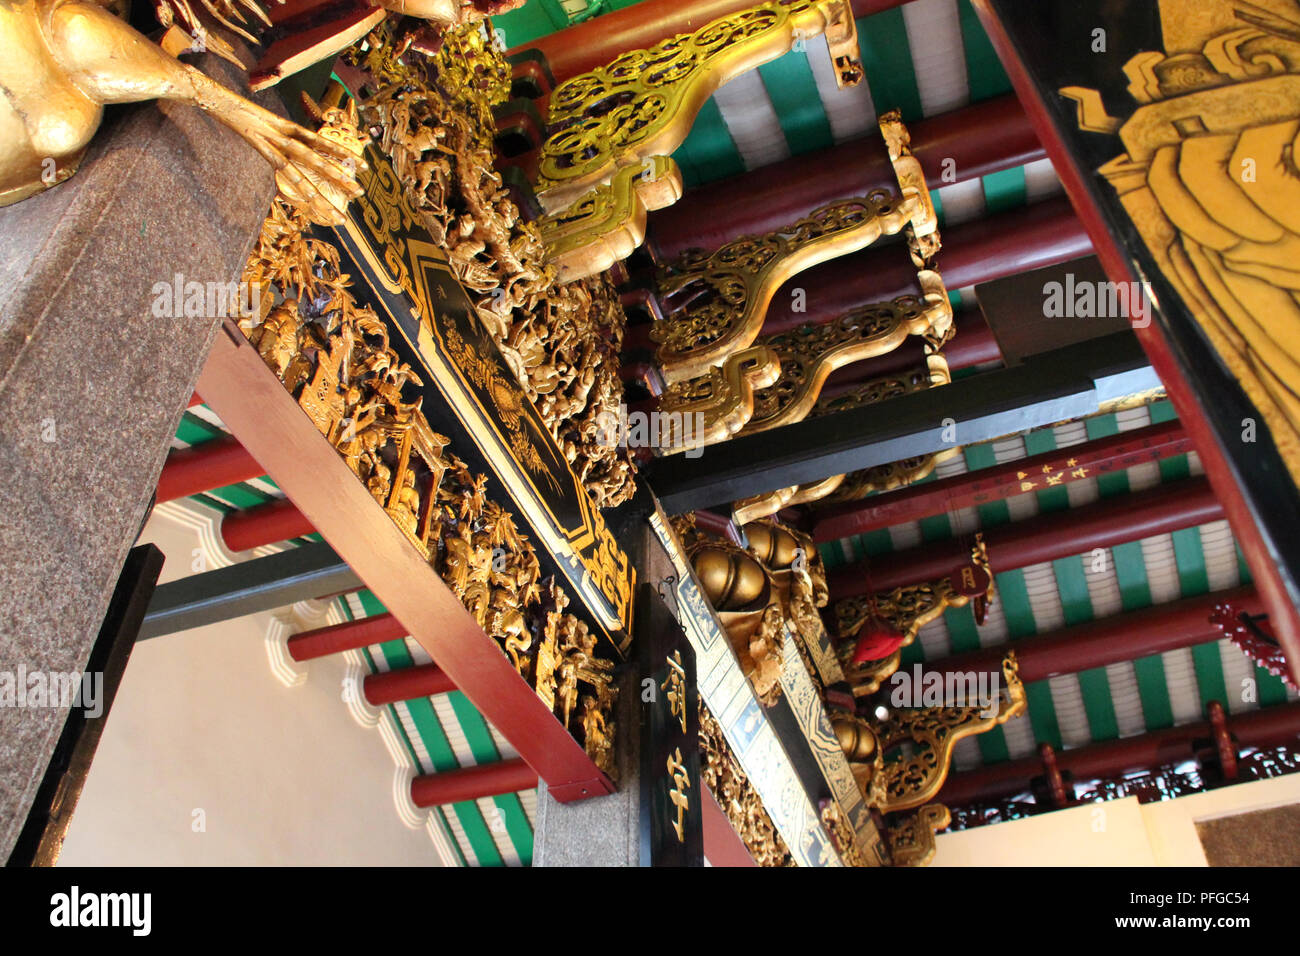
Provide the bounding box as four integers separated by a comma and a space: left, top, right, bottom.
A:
197, 322, 613, 801
813, 419, 1191, 543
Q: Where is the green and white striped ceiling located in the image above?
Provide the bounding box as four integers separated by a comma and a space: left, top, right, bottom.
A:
170, 406, 537, 866
817, 400, 1300, 777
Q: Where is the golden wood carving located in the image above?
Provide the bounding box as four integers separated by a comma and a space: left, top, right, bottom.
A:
653, 346, 782, 456
730, 352, 952, 522
649, 191, 920, 383
699, 703, 795, 866
536, 0, 861, 213
742, 270, 954, 435
0, 0, 360, 221
240, 181, 619, 767
867, 653, 1025, 812
885, 803, 950, 866
1060, 0, 1300, 489
540, 156, 684, 283
879, 108, 940, 267
356, 24, 638, 507
834, 535, 995, 696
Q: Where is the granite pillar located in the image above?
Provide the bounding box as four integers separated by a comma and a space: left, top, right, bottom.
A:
0, 52, 277, 859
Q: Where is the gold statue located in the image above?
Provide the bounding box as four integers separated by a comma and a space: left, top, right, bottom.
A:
0, 0, 360, 220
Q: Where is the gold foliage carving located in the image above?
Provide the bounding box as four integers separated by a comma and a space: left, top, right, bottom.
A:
239, 183, 617, 770
540, 156, 684, 283
536, 0, 861, 213
650, 191, 919, 383
699, 704, 795, 867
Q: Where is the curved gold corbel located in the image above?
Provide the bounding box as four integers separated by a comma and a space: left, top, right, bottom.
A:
540, 155, 684, 283
650, 191, 919, 382
536, 0, 862, 213
885, 803, 950, 866
740, 270, 953, 435
870, 652, 1026, 812
653, 346, 781, 455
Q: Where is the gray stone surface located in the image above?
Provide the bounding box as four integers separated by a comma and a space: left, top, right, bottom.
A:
0, 52, 277, 859
534, 672, 642, 866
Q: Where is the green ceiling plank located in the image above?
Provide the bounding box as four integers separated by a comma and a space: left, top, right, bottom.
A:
975, 726, 1011, 764
1170, 528, 1229, 714
995, 569, 1063, 749
930, 189, 946, 229
206, 481, 277, 511
957, 0, 1013, 101
1024, 427, 1069, 514
943, 604, 982, 654
855, 8, 923, 121
1132, 654, 1175, 729
981, 167, 1027, 216
373, 629, 503, 866
920, 513, 954, 542
1109, 542, 1176, 729
757, 50, 835, 155
1256, 666, 1289, 707
490, 0, 570, 48
187, 492, 233, 515
962, 443, 1013, 528
857, 528, 895, 558
445, 691, 535, 865
1054, 555, 1120, 740
674, 97, 746, 187
174, 411, 225, 446
819, 543, 845, 569
900, 641, 926, 667
1084, 413, 1133, 498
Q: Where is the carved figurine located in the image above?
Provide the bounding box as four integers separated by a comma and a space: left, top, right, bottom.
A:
0, 0, 360, 220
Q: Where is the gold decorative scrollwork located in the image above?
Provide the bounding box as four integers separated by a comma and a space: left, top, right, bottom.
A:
730, 351, 952, 522
869, 653, 1026, 812
653, 346, 782, 455
885, 803, 951, 866
536, 0, 861, 213
540, 156, 684, 283
650, 191, 918, 382
742, 270, 954, 434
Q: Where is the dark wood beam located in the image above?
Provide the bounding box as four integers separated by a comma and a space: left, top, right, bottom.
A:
649, 331, 1156, 514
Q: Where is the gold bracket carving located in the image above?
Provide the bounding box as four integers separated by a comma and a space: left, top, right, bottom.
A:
539, 155, 684, 283
535, 0, 862, 214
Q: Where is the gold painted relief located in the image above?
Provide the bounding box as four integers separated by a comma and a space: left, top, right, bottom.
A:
1060, 0, 1300, 488
536, 0, 861, 213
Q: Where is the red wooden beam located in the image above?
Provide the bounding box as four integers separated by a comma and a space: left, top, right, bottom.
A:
828, 476, 1223, 599
221, 497, 314, 552
918, 585, 1259, 683
969, 0, 1300, 693
364, 662, 457, 705
762, 196, 1091, 334
508, 0, 910, 84
410, 758, 539, 807
157, 434, 264, 503
650, 94, 1043, 261
287, 613, 407, 661
938, 700, 1300, 807
198, 324, 612, 801
813, 419, 1191, 543
701, 785, 758, 867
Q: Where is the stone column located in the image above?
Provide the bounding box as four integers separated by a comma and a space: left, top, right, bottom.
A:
0, 52, 277, 859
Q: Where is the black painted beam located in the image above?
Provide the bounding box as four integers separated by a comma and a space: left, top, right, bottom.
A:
648, 331, 1157, 514
138, 542, 361, 639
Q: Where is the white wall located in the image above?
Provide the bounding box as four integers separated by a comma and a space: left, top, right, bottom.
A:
58, 510, 446, 866
933, 772, 1300, 866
